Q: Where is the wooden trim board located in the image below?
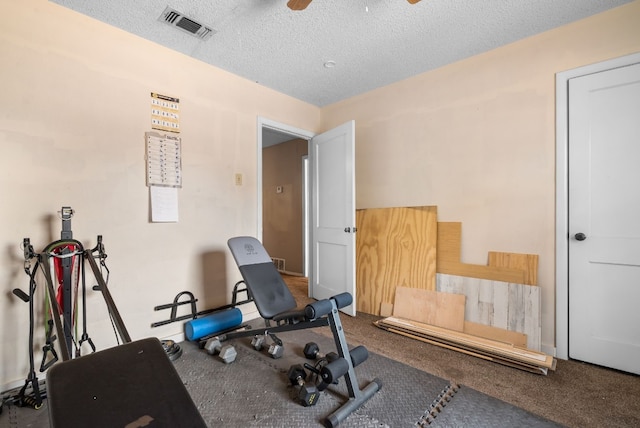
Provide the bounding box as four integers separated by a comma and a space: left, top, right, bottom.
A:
376, 316, 555, 374
463, 321, 527, 348
382, 317, 552, 366
379, 325, 548, 375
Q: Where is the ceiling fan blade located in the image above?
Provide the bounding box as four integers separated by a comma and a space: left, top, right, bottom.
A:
407, 0, 422, 4
287, 0, 313, 11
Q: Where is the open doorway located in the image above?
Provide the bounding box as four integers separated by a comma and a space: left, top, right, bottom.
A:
258, 118, 357, 313
257, 118, 313, 277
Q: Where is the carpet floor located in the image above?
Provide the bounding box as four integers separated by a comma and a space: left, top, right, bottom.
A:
2, 274, 638, 427
282, 275, 640, 428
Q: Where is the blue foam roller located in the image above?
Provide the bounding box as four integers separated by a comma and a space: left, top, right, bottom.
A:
184, 308, 242, 341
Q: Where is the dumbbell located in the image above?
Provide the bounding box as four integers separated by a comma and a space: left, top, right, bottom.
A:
251, 334, 284, 359
203, 337, 237, 364
268, 342, 284, 359
303, 342, 338, 362
302, 342, 339, 387
251, 335, 266, 351
287, 364, 319, 407
309, 345, 370, 390
317, 357, 350, 391
307, 343, 369, 368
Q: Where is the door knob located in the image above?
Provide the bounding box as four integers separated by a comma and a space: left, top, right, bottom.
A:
574, 232, 587, 241
344, 227, 350, 233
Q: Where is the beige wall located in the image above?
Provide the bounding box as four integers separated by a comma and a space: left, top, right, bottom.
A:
0, 0, 320, 387
322, 1, 640, 353
262, 139, 308, 274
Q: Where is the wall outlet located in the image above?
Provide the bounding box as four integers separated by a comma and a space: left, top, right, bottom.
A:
235, 173, 243, 186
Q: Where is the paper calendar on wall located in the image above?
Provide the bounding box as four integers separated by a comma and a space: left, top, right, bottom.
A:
151, 92, 180, 133
145, 132, 182, 188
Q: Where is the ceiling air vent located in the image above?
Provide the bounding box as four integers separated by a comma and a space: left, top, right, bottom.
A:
158, 7, 215, 41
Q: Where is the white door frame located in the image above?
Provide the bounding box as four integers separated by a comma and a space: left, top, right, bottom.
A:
256, 117, 314, 268
302, 155, 309, 276
555, 52, 640, 360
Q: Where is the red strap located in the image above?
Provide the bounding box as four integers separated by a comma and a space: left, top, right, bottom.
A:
52, 244, 77, 315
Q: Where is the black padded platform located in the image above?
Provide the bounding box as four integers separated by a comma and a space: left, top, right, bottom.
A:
46, 337, 206, 428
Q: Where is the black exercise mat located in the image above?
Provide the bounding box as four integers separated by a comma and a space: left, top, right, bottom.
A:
428, 386, 561, 428
173, 330, 563, 427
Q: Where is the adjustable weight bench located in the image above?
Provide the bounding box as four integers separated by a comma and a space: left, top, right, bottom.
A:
224, 236, 382, 427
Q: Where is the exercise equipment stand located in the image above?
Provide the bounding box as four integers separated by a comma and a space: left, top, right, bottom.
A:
11, 207, 131, 409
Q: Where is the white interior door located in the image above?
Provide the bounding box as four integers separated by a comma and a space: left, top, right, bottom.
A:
568, 62, 640, 375
309, 121, 356, 316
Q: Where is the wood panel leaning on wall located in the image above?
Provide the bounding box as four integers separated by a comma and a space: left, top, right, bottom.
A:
355, 206, 554, 374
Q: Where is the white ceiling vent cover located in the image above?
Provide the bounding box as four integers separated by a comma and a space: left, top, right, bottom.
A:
158, 7, 215, 41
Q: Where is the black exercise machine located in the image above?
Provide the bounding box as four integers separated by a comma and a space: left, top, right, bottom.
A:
9, 207, 129, 411
225, 236, 382, 428
9, 207, 206, 427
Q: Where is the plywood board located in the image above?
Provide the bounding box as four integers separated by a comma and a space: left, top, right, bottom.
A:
437, 273, 541, 351
393, 287, 465, 332
356, 206, 437, 315
488, 251, 538, 286
436, 222, 528, 284
435, 222, 462, 266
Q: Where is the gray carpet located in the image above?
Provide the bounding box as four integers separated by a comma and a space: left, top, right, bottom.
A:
0, 329, 563, 427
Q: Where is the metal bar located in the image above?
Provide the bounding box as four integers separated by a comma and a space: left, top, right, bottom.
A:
39, 255, 71, 361
324, 296, 382, 428
151, 285, 254, 329
42, 239, 84, 255
154, 297, 197, 312
218, 318, 329, 342
61, 246, 73, 353
85, 251, 132, 343
327, 301, 359, 398
59, 206, 73, 240
151, 312, 199, 328
151, 299, 255, 328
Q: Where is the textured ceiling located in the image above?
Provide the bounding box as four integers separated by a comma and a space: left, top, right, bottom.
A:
50, 0, 631, 107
